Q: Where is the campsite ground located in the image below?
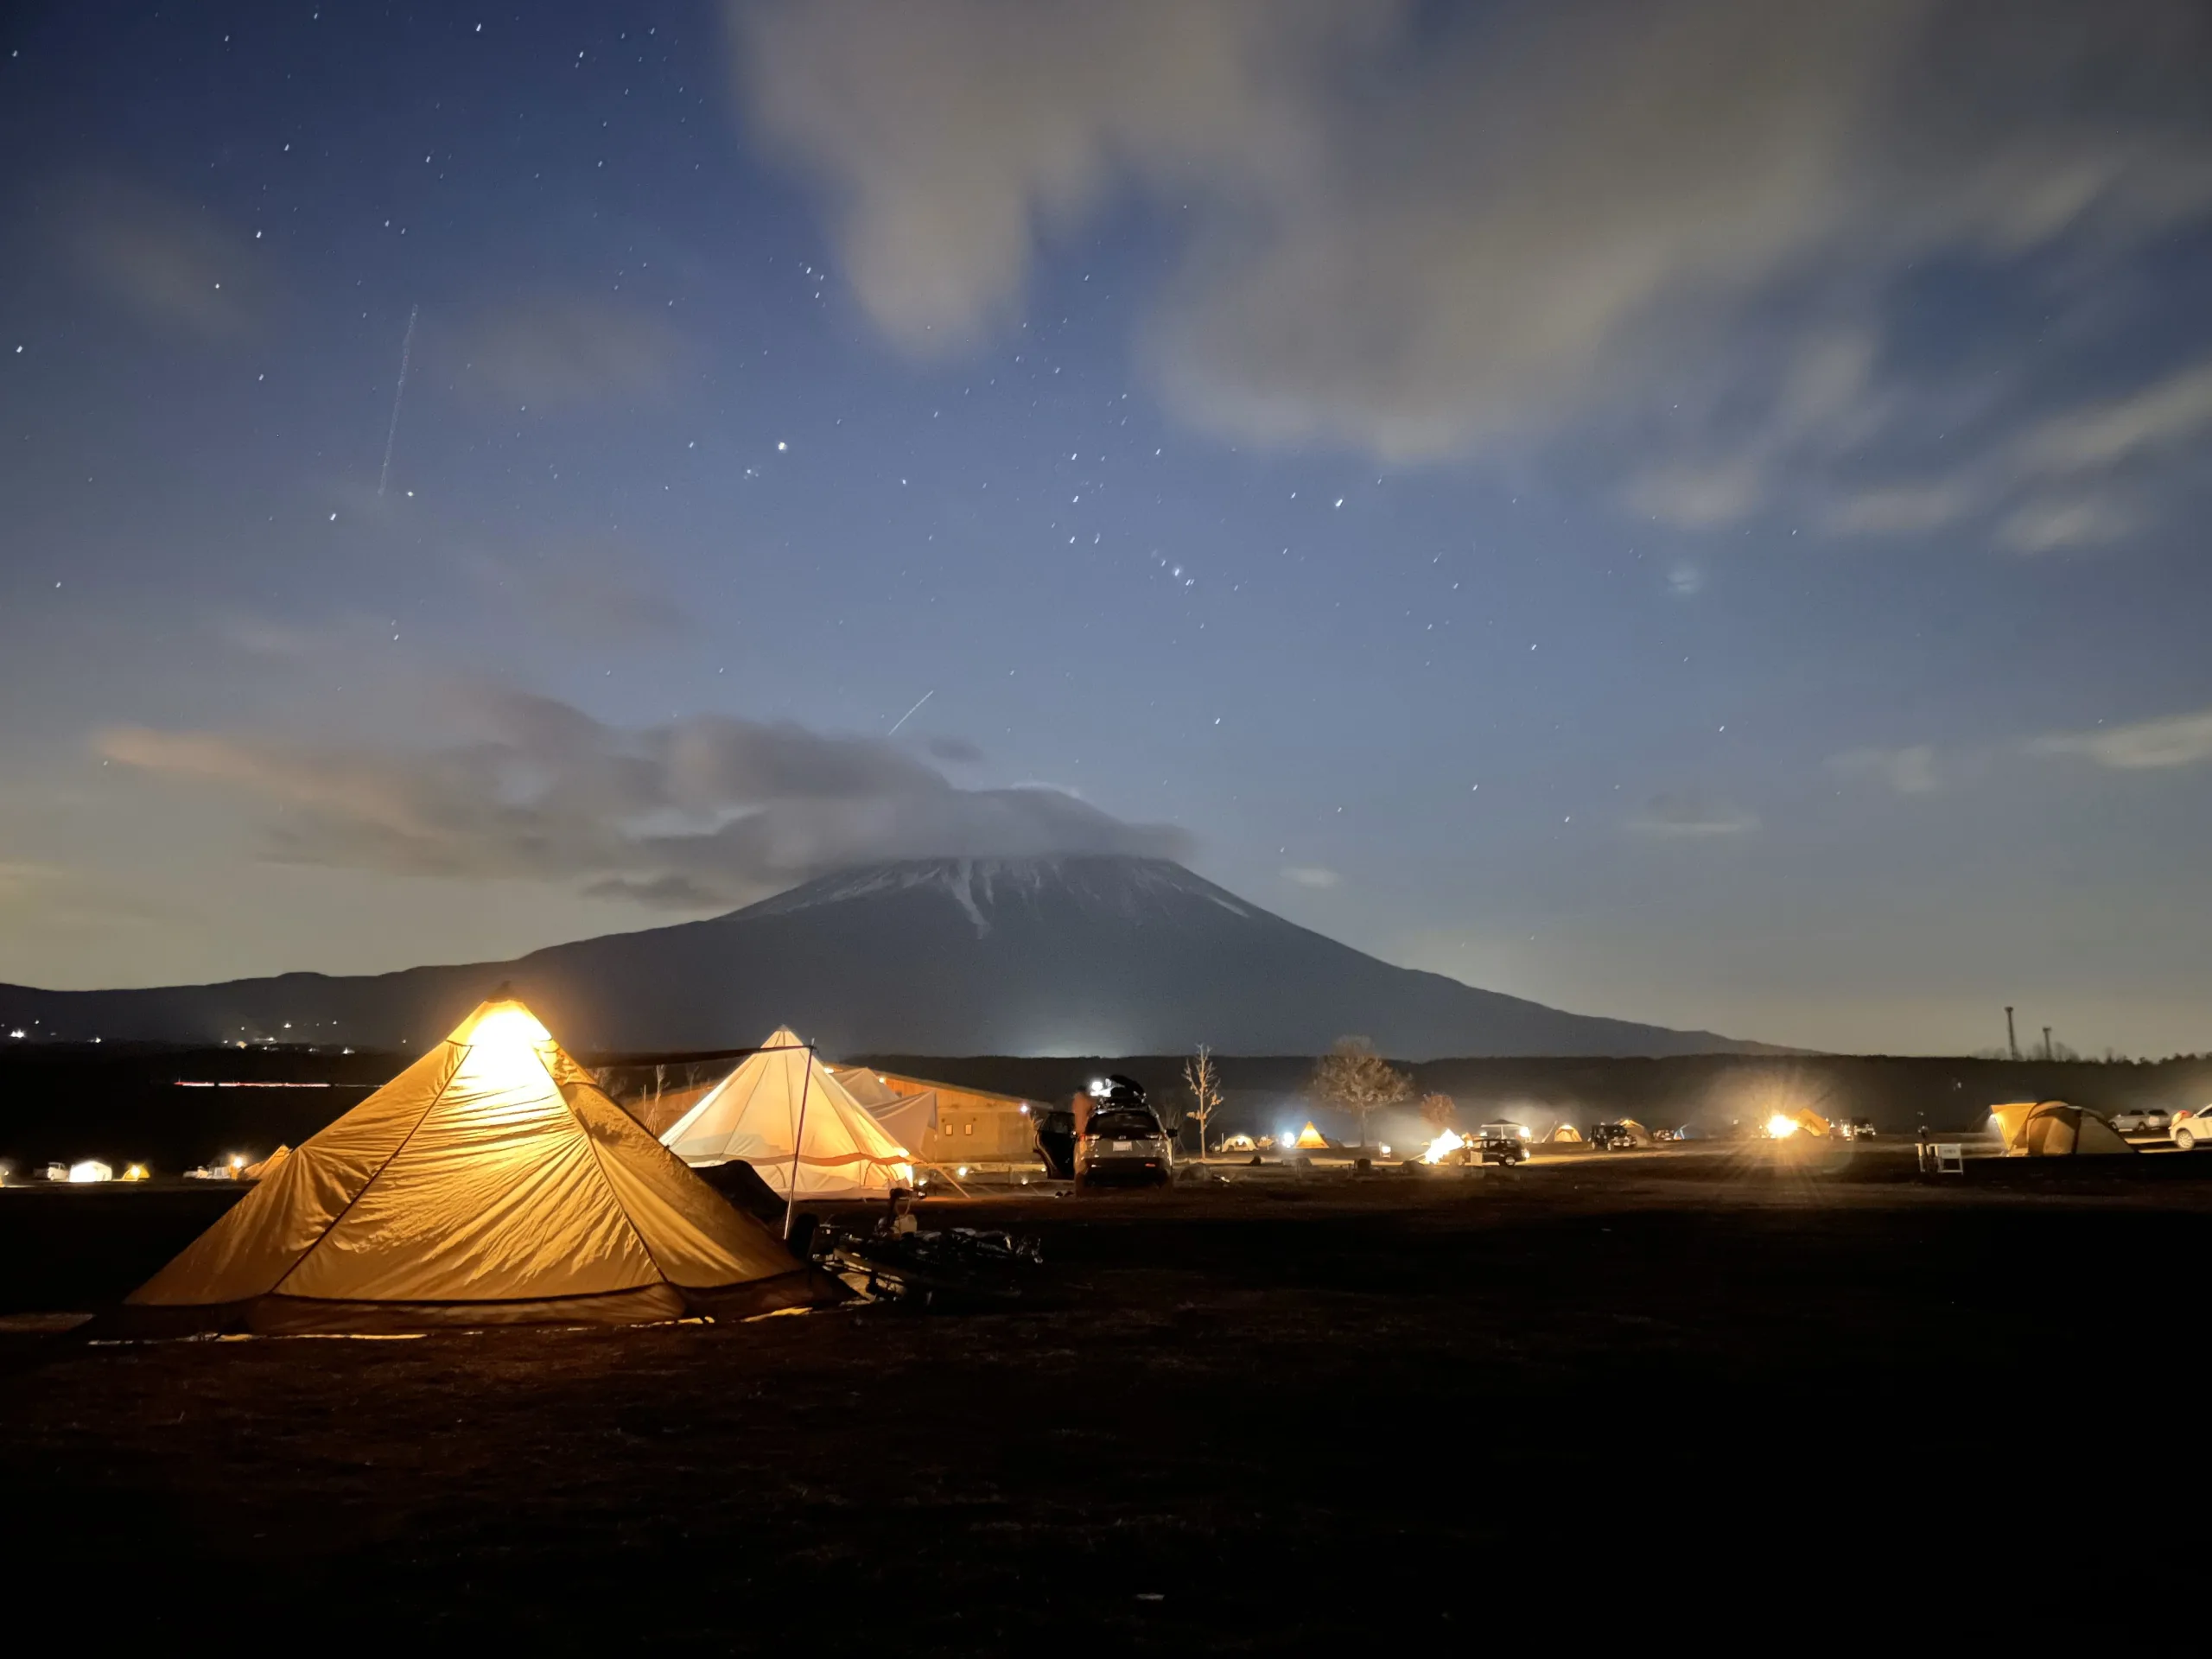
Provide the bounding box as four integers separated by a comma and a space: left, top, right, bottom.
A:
2, 1145, 2205, 1646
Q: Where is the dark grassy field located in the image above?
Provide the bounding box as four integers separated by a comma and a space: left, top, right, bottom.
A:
1, 1146, 2201, 1647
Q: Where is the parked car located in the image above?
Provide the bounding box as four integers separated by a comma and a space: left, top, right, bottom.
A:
1836, 1118, 1878, 1141
1076, 1104, 1174, 1188
1588, 1122, 1637, 1152
1475, 1125, 1528, 1166
2173, 1108, 2207, 1152
2108, 1107, 2171, 1135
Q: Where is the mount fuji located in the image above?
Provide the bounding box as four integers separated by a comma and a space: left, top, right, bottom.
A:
1, 856, 1764, 1058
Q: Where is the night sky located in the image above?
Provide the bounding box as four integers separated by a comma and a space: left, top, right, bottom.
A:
4, 2, 2210, 1056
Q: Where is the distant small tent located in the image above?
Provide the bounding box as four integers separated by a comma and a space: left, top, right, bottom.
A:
118, 996, 826, 1335
1294, 1122, 1331, 1150
1219, 1132, 1258, 1153
1993, 1100, 2135, 1158
1616, 1118, 1656, 1147
663, 1029, 915, 1198
1548, 1123, 1585, 1143
242, 1145, 290, 1180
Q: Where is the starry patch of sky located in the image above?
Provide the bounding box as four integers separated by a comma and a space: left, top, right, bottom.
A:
3, 1, 2210, 1054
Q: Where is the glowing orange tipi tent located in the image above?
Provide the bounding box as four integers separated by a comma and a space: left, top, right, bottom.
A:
118, 995, 829, 1334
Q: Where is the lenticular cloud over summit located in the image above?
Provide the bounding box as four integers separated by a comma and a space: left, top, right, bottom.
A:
96, 683, 1192, 911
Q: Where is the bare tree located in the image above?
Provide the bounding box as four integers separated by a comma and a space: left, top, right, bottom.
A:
1312, 1035, 1412, 1149
1184, 1045, 1224, 1162
1419, 1092, 1459, 1134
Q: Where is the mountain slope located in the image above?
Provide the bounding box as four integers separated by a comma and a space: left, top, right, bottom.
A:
0, 856, 1764, 1058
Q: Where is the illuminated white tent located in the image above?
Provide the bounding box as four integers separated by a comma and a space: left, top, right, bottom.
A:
119, 995, 824, 1335
663, 1028, 915, 1198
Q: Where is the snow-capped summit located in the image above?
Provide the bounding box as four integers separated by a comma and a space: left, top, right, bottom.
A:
750, 855, 1254, 934
1, 855, 1761, 1058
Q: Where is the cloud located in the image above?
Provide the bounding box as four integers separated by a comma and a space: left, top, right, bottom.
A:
1628, 791, 1760, 837
59, 177, 269, 340
735, 0, 2212, 465
1281, 865, 1341, 888
1996, 493, 2139, 552
2030, 709, 2212, 770
94, 683, 1191, 910
1627, 461, 1766, 530
1828, 744, 1941, 794
450, 296, 686, 408
2018, 359, 2212, 474
460, 549, 692, 645
924, 735, 986, 765
1824, 480, 1979, 535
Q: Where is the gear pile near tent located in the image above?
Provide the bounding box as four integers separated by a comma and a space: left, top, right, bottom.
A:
1992, 1100, 2136, 1157
115, 996, 830, 1335
663, 1028, 914, 1198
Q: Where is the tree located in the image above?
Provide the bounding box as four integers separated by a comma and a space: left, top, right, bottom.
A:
1419, 1093, 1459, 1134
1312, 1035, 1411, 1149
1183, 1046, 1224, 1161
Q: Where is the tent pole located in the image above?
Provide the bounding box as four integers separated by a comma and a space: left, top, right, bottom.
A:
783, 1041, 815, 1241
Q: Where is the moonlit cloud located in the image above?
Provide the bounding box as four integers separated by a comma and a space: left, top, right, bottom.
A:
1996, 493, 2139, 554
737, 0, 2212, 478
1628, 791, 1760, 838
58, 176, 269, 340
448, 296, 687, 409
1281, 865, 1341, 889
2030, 709, 2212, 771
93, 684, 1192, 910
1828, 745, 1941, 795
2017, 359, 2212, 474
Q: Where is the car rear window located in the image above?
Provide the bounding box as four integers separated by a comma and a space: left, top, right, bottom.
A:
1087, 1111, 1160, 1139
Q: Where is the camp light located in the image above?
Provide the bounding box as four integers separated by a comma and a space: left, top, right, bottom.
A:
1766, 1113, 1799, 1139
470, 1006, 551, 1050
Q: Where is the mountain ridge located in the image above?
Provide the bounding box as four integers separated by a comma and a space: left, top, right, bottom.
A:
0, 855, 1773, 1059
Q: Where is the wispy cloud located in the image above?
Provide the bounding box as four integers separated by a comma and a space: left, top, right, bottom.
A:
1823, 480, 1979, 536
59, 176, 271, 340
1996, 493, 2139, 553
2030, 708, 2212, 770
1827, 744, 1940, 794
459, 549, 693, 645
737, 0, 2212, 473
1281, 864, 1342, 888
95, 683, 1190, 910
448, 296, 687, 409
1628, 791, 1760, 837
2018, 359, 2212, 475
